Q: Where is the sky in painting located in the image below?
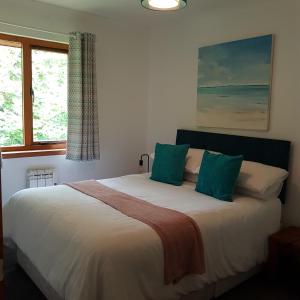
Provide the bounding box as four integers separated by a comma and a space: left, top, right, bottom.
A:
198, 35, 273, 87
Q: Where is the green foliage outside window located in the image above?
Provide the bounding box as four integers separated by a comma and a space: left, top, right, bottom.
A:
0, 45, 23, 146
0, 45, 68, 147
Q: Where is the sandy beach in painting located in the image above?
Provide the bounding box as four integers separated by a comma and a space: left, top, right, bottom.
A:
197, 84, 270, 130
197, 109, 268, 130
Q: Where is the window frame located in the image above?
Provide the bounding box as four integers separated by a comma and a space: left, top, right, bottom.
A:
0, 33, 68, 158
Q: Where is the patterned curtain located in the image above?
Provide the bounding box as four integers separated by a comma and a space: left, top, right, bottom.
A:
66, 32, 100, 161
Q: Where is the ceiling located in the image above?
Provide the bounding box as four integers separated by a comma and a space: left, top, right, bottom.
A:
34, 0, 223, 23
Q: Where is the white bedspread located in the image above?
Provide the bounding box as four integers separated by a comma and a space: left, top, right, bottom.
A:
4, 174, 281, 300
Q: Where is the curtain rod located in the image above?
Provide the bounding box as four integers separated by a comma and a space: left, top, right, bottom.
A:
0, 19, 70, 37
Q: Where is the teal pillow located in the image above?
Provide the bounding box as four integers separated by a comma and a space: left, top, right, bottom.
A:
196, 151, 243, 201
150, 143, 189, 186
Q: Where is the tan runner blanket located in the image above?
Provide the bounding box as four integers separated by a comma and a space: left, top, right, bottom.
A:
66, 180, 205, 284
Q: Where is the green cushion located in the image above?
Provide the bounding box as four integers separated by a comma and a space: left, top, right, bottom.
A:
196, 151, 243, 201
150, 143, 189, 186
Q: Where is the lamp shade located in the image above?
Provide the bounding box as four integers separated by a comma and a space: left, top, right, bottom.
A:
141, 0, 187, 11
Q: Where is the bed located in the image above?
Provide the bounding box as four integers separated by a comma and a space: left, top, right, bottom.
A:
4, 130, 291, 300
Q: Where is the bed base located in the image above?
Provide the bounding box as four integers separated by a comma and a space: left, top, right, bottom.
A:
16, 247, 260, 300
17, 248, 62, 300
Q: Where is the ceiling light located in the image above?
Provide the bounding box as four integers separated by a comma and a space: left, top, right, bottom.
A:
141, 0, 187, 11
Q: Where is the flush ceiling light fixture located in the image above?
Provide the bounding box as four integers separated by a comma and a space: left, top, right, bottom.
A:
141, 0, 187, 11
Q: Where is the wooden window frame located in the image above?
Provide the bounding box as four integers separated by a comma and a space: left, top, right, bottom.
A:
0, 33, 68, 159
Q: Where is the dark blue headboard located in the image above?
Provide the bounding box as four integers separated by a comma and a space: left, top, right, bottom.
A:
176, 129, 291, 203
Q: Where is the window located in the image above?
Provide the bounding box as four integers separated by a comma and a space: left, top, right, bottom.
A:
0, 33, 68, 158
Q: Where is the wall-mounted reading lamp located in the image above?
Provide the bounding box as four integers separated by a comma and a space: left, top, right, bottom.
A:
139, 154, 150, 172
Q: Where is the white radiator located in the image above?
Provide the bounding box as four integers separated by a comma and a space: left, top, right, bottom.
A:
27, 168, 56, 188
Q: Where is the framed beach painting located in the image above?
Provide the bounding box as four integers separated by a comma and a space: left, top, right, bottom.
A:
197, 34, 273, 130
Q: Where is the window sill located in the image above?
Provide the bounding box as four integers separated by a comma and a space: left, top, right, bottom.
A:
2, 149, 66, 159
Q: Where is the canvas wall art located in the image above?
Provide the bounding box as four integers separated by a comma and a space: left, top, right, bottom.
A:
197, 35, 273, 130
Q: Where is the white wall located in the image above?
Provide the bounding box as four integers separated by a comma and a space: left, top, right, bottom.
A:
146, 0, 300, 226
0, 0, 149, 204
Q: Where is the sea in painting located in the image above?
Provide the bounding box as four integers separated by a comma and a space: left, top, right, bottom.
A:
197, 35, 273, 130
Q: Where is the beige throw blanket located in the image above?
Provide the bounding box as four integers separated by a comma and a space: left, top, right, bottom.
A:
66, 180, 205, 284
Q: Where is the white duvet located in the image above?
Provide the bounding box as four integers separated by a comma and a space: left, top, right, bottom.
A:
4, 174, 281, 300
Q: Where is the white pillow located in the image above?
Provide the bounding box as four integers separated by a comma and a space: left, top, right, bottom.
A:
190, 152, 288, 199
185, 148, 205, 174
185, 148, 222, 174
150, 149, 203, 174
236, 160, 288, 200
186, 148, 221, 174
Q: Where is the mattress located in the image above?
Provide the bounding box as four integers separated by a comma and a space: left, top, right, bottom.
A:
4, 173, 281, 300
